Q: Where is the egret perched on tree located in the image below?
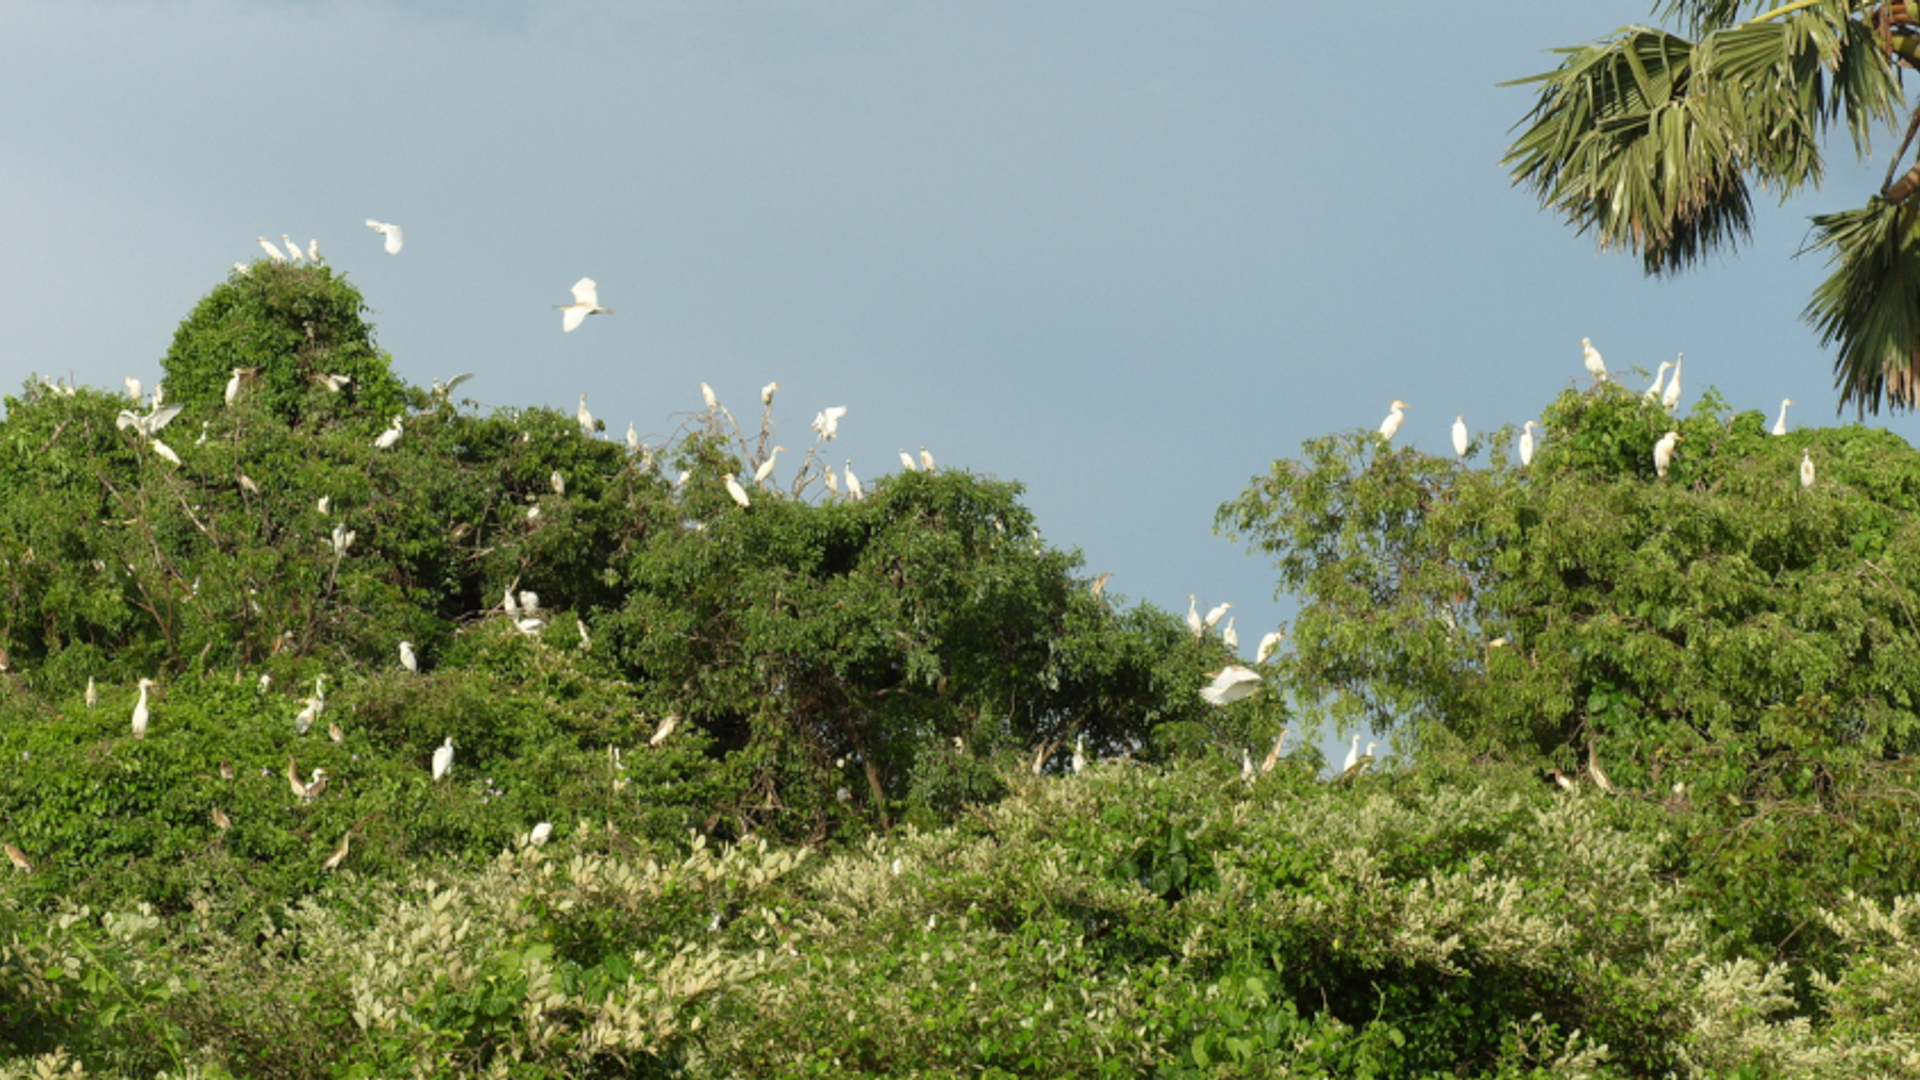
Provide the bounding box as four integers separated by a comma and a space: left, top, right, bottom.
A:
85, 676, 97, 709
519, 591, 540, 617
131, 678, 154, 739
366, 219, 403, 253
1204, 602, 1232, 631
1519, 421, 1541, 467
307, 238, 321, 264
1186, 595, 1203, 639
1451, 415, 1469, 458
281, 235, 302, 264
328, 720, 344, 745
823, 464, 841, 496
313, 373, 352, 393
258, 237, 286, 263
1378, 400, 1408, 441
558, 278, 612, 332
723, 473, 751, 508
754, 447, 786, 488
761, 381, 779, 407
516, 617, 547, 635
1200, 665, 1262, 705
322, 831, 352, 871
1801, 448, 1816, 489
211, 807, 232, 832
1221, 617, 1238, 651
1241, 747, 1255, 782
224, 368, 245, 407
530, 822, 553, 846
4, 844, 31, 873
432, 737, 454, 781
899, 449, 918, 472
1090, 572, 1111, 599
701, 382, 718, 411
149, 440, 181, 465
650, 713, 679, 746
1654, 431, 1682, 478
399, 641, 418, 674
812, 406, 847, 440
293, 697, 319, 736
844, 461, 863, 500
577, 394, 595, 437
1582, 337, 1606, 383
1255, 629, 1283, 664
1341, 735, 1361, 773
1774, 399, 1794, 437
919, 446, 936, 473
1644, 361, 1673, 402
373, 415, 404, 449
626, 423, 640, 455
548, 470, 566, 496
1662, 354, 1684, 413
1071, 735, 1086, 775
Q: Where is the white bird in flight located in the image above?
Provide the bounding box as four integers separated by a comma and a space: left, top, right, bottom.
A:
558, 278, 612, 332
812, 406, 847, 440
1653, 430, 1682, 478
1773, 398, 1793, 437
1199, 665, 1262, 706
1582, 337, 1606, 383
366, 219, 403, 254
116, 402, 183, 440
1379, 400, 1408, 441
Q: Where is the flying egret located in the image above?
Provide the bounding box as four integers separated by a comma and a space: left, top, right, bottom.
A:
1662, 354, 1684, 412
1451, 415, 1469, 458
844, 461, 863, 500
399, 641, 418, 674
322, 831, 352, 870
432, 737, 454, 780
1221, 617, 1238, 651
723, 473, 751, 508
1199, 665, 1262, 705
211, 807, 232, 831
1644, 361, 1673, 402
1255, 630, 1283, 664
701, 382, 718, 411
761, 381, 779, 407
530, 822, 553, 846
577, 394, 596, 437
1773, 399, 1793, 437
373, 415, 404, 449
1186, 595, 1203, 639
812, 406, 847, 440
753, 447, 786, 488
558, 278, 612, 332
293, 697, 318, 736
1379, 400, 1408, 441
650, 713, 679, 746
550, 471, 566, 496
366, 219, 403, 254
1204, 602, 1232, 630
85, 676, 97, 709
116, 401, 185, 440
1653, 431, 1682, 478
131, 678, 154, 739
1582, 337, 1606, 383
1519, 421, 1541, 467
1800, 448, 1816, 489
4, 844, 31, 873
919, 446, 936, 473
899, 449, 918, 472
1341, 735, 1361, 773
1071, 734, 1086, 775
258, 237, 286, 263
281, 235, 302, 264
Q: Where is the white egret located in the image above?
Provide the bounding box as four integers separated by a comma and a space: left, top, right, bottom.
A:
503, 589, 519, 617
328, 720, 344, 745
148, 439, 181, 466
577, 619, 592, 651
1662, 354, 1684, 412
116, 401, 184, 440
399, 640, 418, 674
550, 470, 565, 496
1644, 361, 1673, 402
1341, 735, 1361, 773
314, 373, 352, 393
1241, 748, 1255, 782
432, 737, 454, 780
238, 474, 260, 495
85, 676, 97, 709
753, 447, 786, 488
430, 373, 473, 401
899, 449, 918, 472
1091, 572, 1111, 598
131, 678, 154, 739
823, 464, 841, 496
1260, 730, 1288, 773
317, 496, 330, 516
1451, 415, 1468, 458
307, 238, 321, 264
1378, 400, 1408, 441
919, 446, 936, 472
373, 415, 404, 449
224, 368, 244, 407
322, 831, 352, 871
626, 423, 640, 454
1255, 629, 1283, 665
1204, 602, 1232, 630
701, 382, 718, 411
577, 394, 595, 437
558, 278, 612, 332
650, 713, 679, 746
232, 262, 250, 276
530, 822, 553, 846
1186, 595, 1203, 639
812, 406, 847, 440
5, 844, 32, 873
1588, 746, 1616, 794
281, 235, 302, 264
293, 697, 318, 736
1221, 617, 1239, 651
1582, 337, 1606, 383
519, 591, 540, 616
1653, 430, 1682, 478
1800, 448, 1815, 489
1550, 769, 1576, 792
257, 674, 271, 693
366, 219, 403, 254
516, 616, 547, 635
1200, 665, 1262, 705
761, 381, 779, 407
329, 523, 355, 557
526, 505, 540, 521
124, 376, 143, 402
723, 473, 751, 508
844, 461, 864, 500
1519, 421, 1541, 467
211, 807, 232, 832
257, 237, 285, 263
1071, 734, 1086, 775
1773, 399, 1794, 437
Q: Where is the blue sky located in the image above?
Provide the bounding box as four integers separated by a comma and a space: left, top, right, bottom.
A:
3, 2, 1913, 760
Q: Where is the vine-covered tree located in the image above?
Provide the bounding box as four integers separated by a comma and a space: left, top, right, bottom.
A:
1505, 1, 1920, 412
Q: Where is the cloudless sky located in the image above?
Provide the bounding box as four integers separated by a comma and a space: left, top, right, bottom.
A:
4, 2, 1915, 763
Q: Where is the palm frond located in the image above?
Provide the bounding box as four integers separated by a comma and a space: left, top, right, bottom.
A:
1802, 198, 1920, 415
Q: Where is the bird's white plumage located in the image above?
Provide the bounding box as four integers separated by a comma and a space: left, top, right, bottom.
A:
558, 278, 611, 332
1342, 735, 1360, 772
1520, 421, 1540, 467
1379, 399, 1408, 441
1654, 430, 1681, 478
1800, 448, 1815, 489
258, 237, 285, 263
1451, 415, 1468, 458
1774, 398, 1793, 437
131, 678, 153, 739
1662, 354, 1683, 412
844, 461, 863, 500
366, 219, 403, 254
577, 394, 595, 437
1582, 338, 1606, 383
723, 473, 751, 508
373, 416, 404, 449
812, 406, 847, 440
432, 737, 454, 780
399, 641, 418, 674
1255, 630, 1283, 664
1645, 361, 1673, 402
1200, 665, 1262, 706
530, 822, 553, 846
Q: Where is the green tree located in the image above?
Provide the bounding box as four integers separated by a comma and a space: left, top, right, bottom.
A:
1504, 0, 1920, 412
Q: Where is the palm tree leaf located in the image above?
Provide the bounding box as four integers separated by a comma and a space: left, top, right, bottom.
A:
1803, 198, 1920, 415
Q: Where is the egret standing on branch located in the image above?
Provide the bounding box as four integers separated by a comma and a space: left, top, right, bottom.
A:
373, 416, 404, 449
723, 473, 751, 508
399, 641, 418, 674
558, 278, 612, 332
577, 394, 596, 437
1644, 361, 1673, 402
1774, 399, 1794, 437
131, 678, 154, 739
1582, 338, 1606, 384
1654, 431, 1682, 478
1519, 421, 1541, 467
432, 737, 454, 781
1451, 415, 1469, 458
1801, 449, 1816, 489
1378, 400, 1408, 441
812, 406, 847, 440
257, 237, 286, 263
1662, 354, 1684, 413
